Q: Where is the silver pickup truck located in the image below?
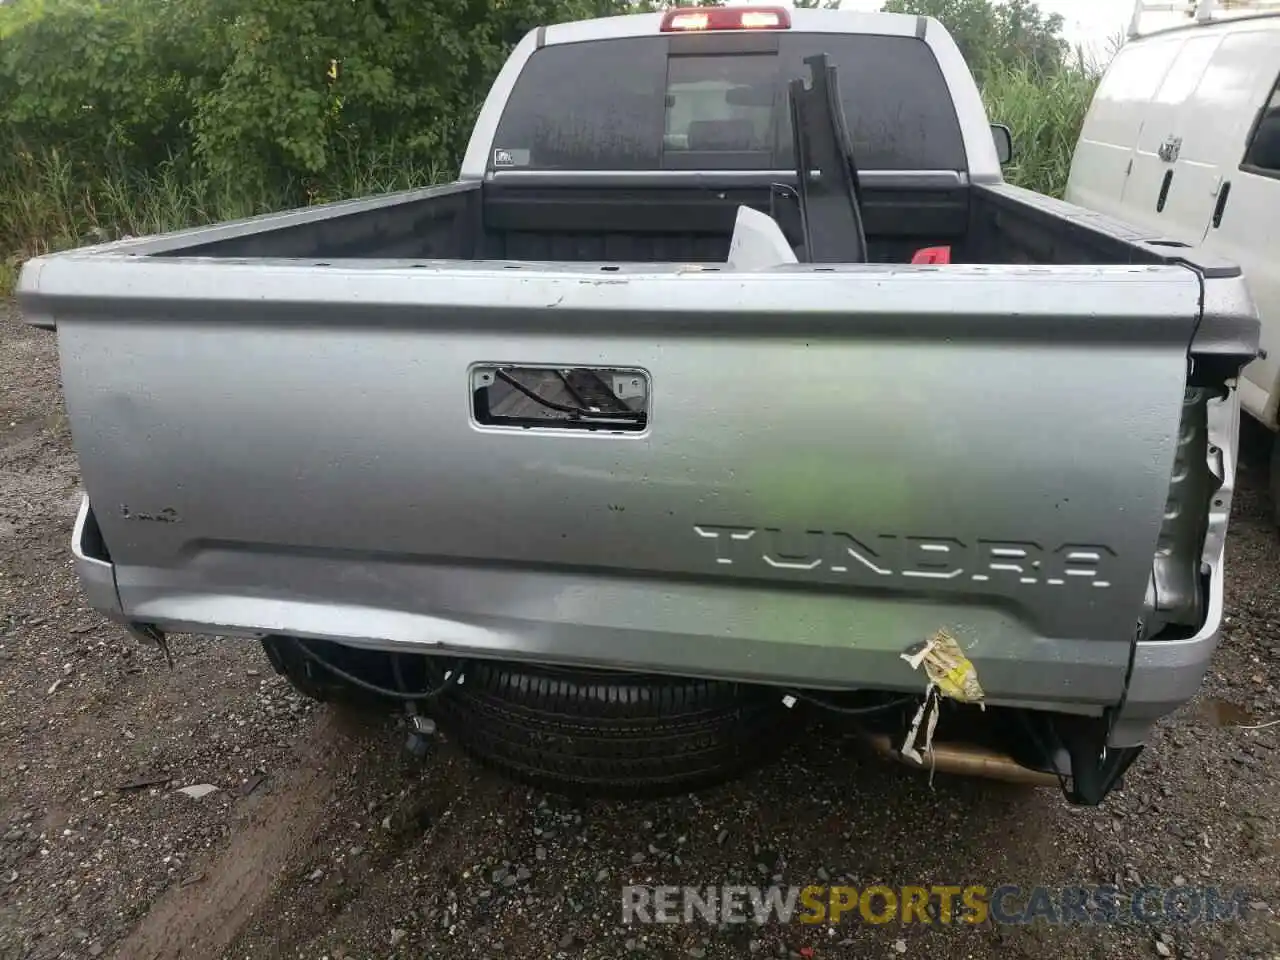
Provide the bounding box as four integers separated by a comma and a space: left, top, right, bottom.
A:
18, 6, 1261, 805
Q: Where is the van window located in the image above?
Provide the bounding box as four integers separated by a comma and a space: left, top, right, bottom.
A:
1153, 35, 1220, 106
1075, 37, 1183, 156
1243, 74, 1280, 177
1095, 37, 1182, 105
491, 34, 966, 172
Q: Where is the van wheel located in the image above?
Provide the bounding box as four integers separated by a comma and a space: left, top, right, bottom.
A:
427, 660, 802, 796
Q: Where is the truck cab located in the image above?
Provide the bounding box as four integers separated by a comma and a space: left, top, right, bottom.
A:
1067, 0, 1280, 502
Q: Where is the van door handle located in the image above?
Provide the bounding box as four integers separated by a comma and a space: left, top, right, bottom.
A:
1156, 170, 1174, 212
1212, 180, 1232, 228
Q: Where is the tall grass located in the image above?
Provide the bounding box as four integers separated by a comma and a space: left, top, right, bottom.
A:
981, 60, 1101, 199
1, 151, 278, 258
0, 145, 448, 296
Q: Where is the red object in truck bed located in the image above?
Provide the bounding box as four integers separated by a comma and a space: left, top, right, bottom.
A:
911, 246, 952, 264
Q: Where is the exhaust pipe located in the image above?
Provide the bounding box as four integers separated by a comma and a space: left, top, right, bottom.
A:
862, 732, 1061, 787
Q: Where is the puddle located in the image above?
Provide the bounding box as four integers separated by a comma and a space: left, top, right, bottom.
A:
1200, 697, 1257, 728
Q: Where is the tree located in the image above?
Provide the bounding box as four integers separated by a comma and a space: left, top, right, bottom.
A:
882, 0, 1066, 78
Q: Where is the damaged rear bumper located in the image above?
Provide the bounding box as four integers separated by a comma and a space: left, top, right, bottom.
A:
71, 495, 123, 617
72, 493, 1227, 747
1111, 546, 1227, 747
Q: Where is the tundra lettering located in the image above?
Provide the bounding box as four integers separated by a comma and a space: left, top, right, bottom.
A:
693, 525, 1115, 588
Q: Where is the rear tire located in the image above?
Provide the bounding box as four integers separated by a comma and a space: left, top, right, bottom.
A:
426, 660, 803, 797
259, 635, 396, 712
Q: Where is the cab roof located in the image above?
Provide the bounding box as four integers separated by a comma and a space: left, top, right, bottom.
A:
542, 7, 929, 46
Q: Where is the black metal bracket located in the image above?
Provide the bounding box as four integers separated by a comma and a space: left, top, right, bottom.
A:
405, 713, 438, 760
1055, 714, 1144, 806
786, 53, 868, 264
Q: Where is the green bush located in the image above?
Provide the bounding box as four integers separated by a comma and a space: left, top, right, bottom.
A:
0, 0, 616, 286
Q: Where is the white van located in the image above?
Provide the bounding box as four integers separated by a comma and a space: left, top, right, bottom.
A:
1066, 0, 1280, 499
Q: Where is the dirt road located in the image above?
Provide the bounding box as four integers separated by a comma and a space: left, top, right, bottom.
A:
2, 302, 1279, 960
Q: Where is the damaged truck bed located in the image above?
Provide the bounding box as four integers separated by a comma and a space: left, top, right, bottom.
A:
18, 5, 1261, 803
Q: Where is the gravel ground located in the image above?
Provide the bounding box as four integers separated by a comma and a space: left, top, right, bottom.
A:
2, 301, 1279, 960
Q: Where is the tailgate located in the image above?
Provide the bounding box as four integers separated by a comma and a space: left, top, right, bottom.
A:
22, 259, 1228, 706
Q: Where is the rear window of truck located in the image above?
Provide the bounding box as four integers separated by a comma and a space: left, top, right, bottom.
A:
490, 33, 966, 172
